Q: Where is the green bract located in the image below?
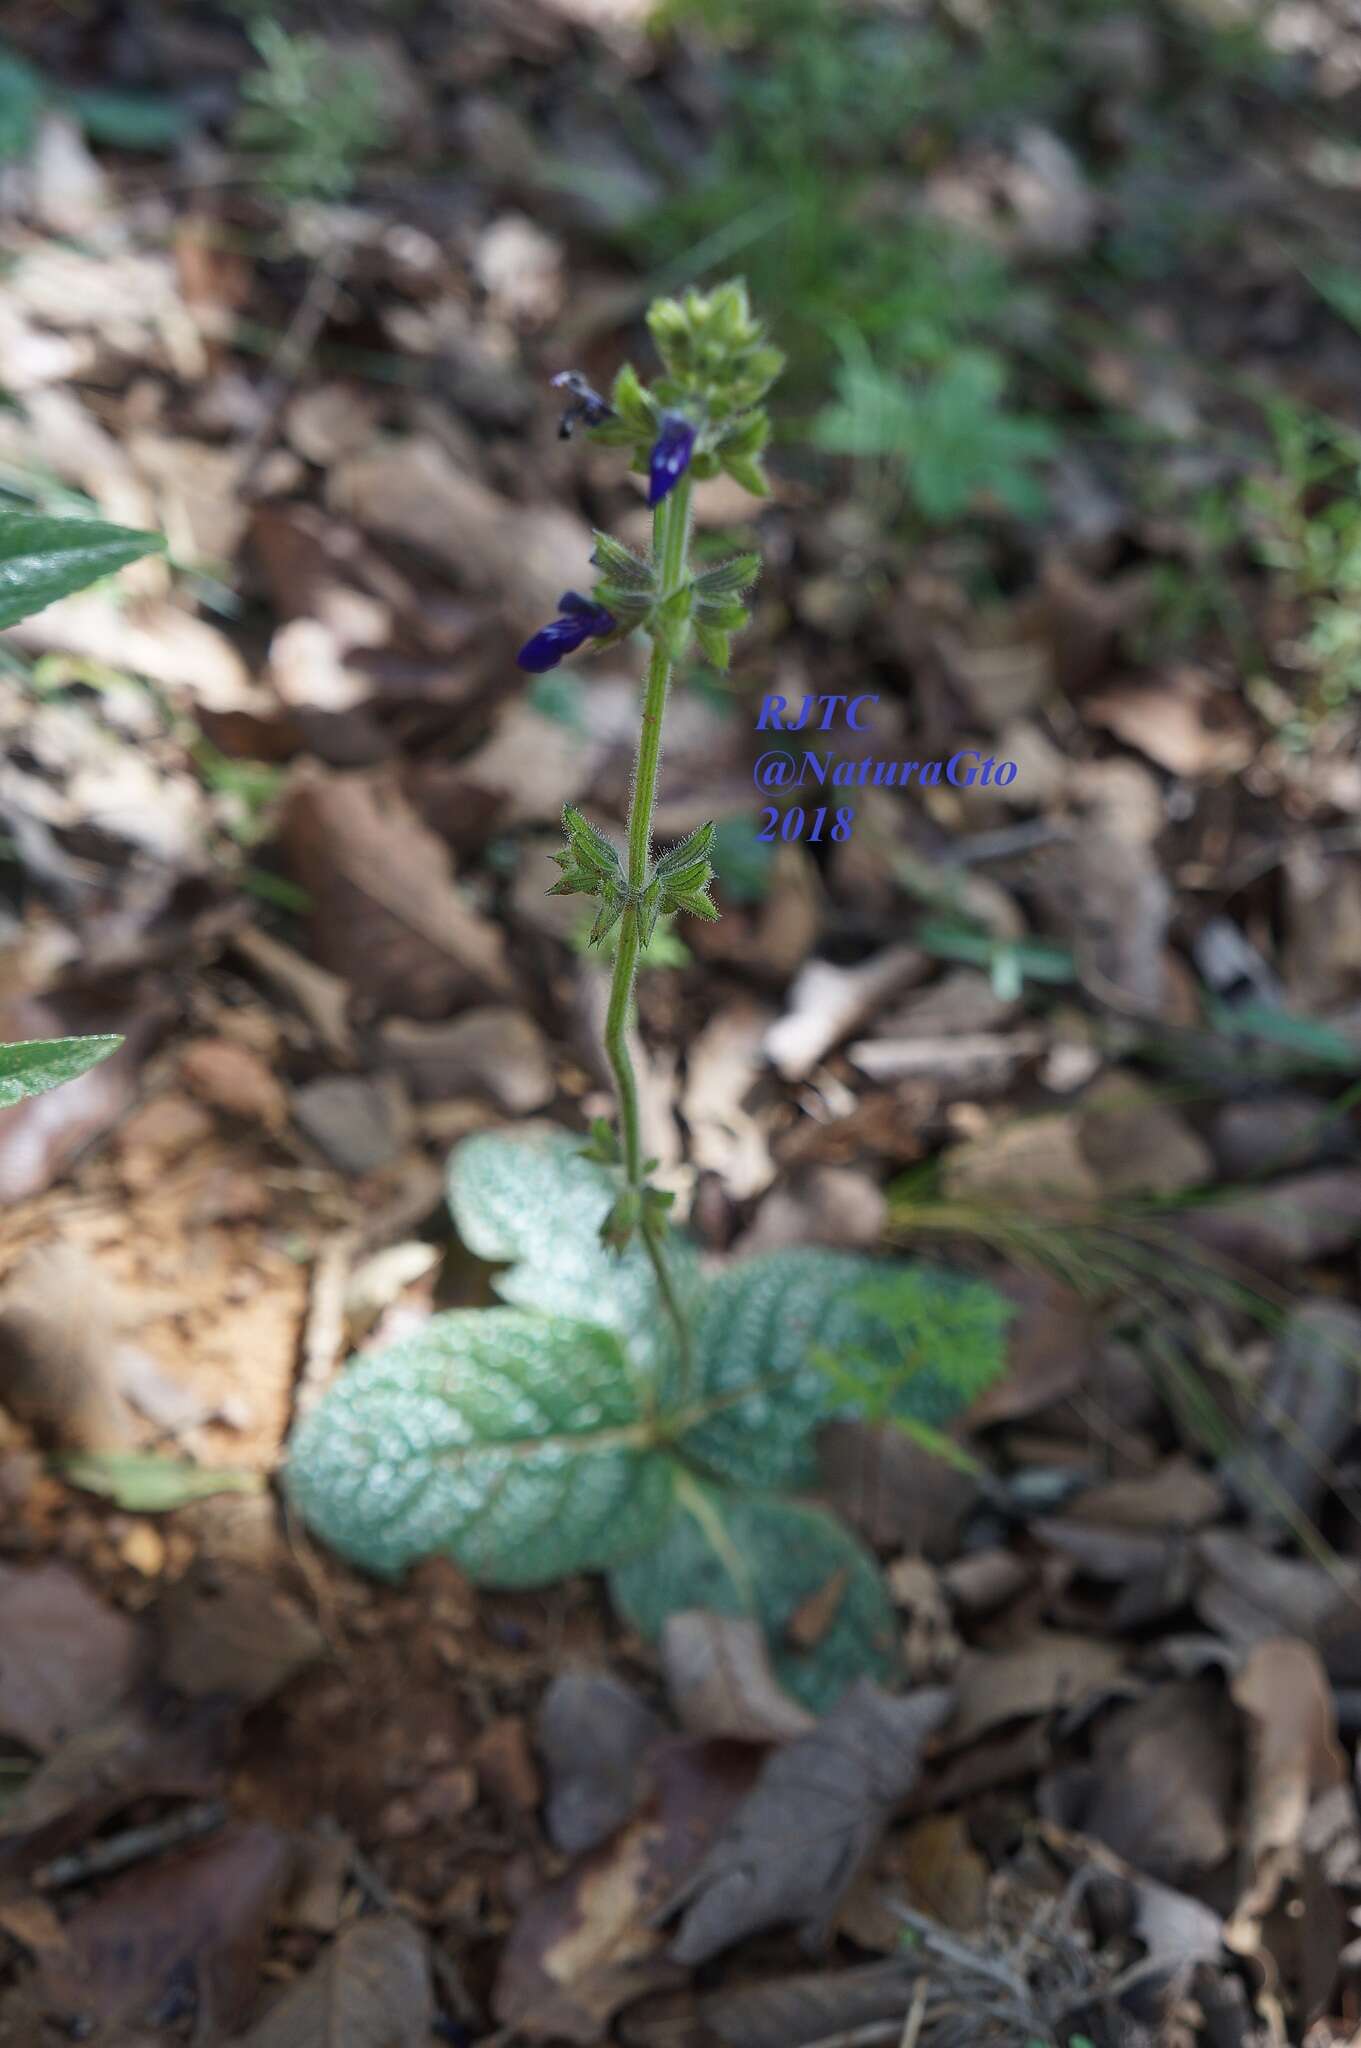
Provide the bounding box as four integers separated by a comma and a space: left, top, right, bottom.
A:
287, 1129, 1008, 1707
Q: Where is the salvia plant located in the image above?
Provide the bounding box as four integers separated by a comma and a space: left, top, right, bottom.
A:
0, 510, 166, 1110
288, 282, 1010, 1708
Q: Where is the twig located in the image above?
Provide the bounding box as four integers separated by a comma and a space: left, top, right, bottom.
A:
33, 1801, 228, 1890
899, 1976, 930, 2048
293, 1229, 359, 1425
238, 230, 355, 489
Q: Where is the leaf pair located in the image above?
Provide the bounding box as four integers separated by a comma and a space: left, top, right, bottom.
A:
287, 1129, 1009, 1708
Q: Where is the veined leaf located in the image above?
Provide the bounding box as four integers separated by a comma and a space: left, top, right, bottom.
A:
678, 1250, 1007, 1490
0, 513, 165, 631
0, 1035, 123, 1109
610, 1476, 899, 1712
448, 1127, 699, 1371
286, 1310, 675, 1585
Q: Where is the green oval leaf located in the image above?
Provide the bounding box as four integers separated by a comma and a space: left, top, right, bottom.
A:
0, 1035, 123, 1109
448, 1128, 699, 1373
286, 1309, 675, 1585
609, 1476, 900, 1713
680, 1251, 1008, 1490
0, 513, 165, 631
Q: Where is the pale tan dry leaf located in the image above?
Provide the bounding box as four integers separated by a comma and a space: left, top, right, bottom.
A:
0, 1246, 135, 1453
1227, 1637, 1346, 1949
30, 112, 109, 235
3, 592, 265, 714
942, 1111, 1102, 1203
473, 214, 564, 326
1084, 667, 1254, 778
765, 945, 926, 1083
284, 383, 381, 467
661, 1611, 816, 1743
179, 1037, 289, 1134
233, 1913, 432, 2047
281, 765, 517, 1017
327, 435, 593, 625
127, 432, 250, 566
682, 1002, 776, 1203
1076, 1070, 1213, 1196
947, 1632, 1127, 1747
495, 1740, 758, 2041
379, 1006, 554, 1112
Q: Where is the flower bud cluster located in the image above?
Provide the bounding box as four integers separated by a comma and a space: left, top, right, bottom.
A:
517, 279, 780, 678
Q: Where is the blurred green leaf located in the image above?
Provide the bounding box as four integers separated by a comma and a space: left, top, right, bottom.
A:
0, 1035, 122, 1109
66, 87, 187, 151
57, 1454, 263, 1511
0, 513, 165, 631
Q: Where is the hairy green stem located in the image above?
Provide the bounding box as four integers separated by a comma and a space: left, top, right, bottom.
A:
603, 477, 695, 1390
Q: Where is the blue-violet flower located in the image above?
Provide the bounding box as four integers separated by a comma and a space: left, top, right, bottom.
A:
551, 371, 613, 440
648, 413, 697, 506
516, 590, 616, 672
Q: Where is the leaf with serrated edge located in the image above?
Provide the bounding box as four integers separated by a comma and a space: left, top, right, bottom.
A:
610, 1476, 899, 1713
448, 1128, 699, 1371
0, 1036, 123, 1110
287, 1310, 675, 1584
678, 1251, 1006, 1490
0, 515, 164, 631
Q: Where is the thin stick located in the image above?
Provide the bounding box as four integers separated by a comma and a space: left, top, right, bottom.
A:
34, 1801, 228, 1890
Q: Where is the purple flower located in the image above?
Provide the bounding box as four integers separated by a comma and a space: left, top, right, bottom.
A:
648, 413, 696, 506
551, 371, 613, 440
516, 590, 616, 672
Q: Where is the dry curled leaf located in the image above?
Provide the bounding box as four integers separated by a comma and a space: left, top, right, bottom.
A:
661, 1612, 815, 1744
151, 1560, 325, 1709
0, 1246, 134, 1452
281, 765, 516, 1018
0, 1562, 141, 1754
38, 1820, 290, 2035
495, 1738, 758, 2042
535, 1673, 667, 1856
665, 1680, 955, 1966
232, 1912, 432, 2047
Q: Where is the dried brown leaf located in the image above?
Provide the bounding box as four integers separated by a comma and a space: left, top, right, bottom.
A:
0, 1246, 135, 1452
0, 1562, 141, 1754
281, 766, 516, 1018
151, 1560, 325, 1709
661, 1612, 815, 1744
535, 1673, 667, 1856
666, 1680, 955, 1966
38, 1820, 290, 2034
233, 1913, 432, 2047
494, 1738, 758, 2041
